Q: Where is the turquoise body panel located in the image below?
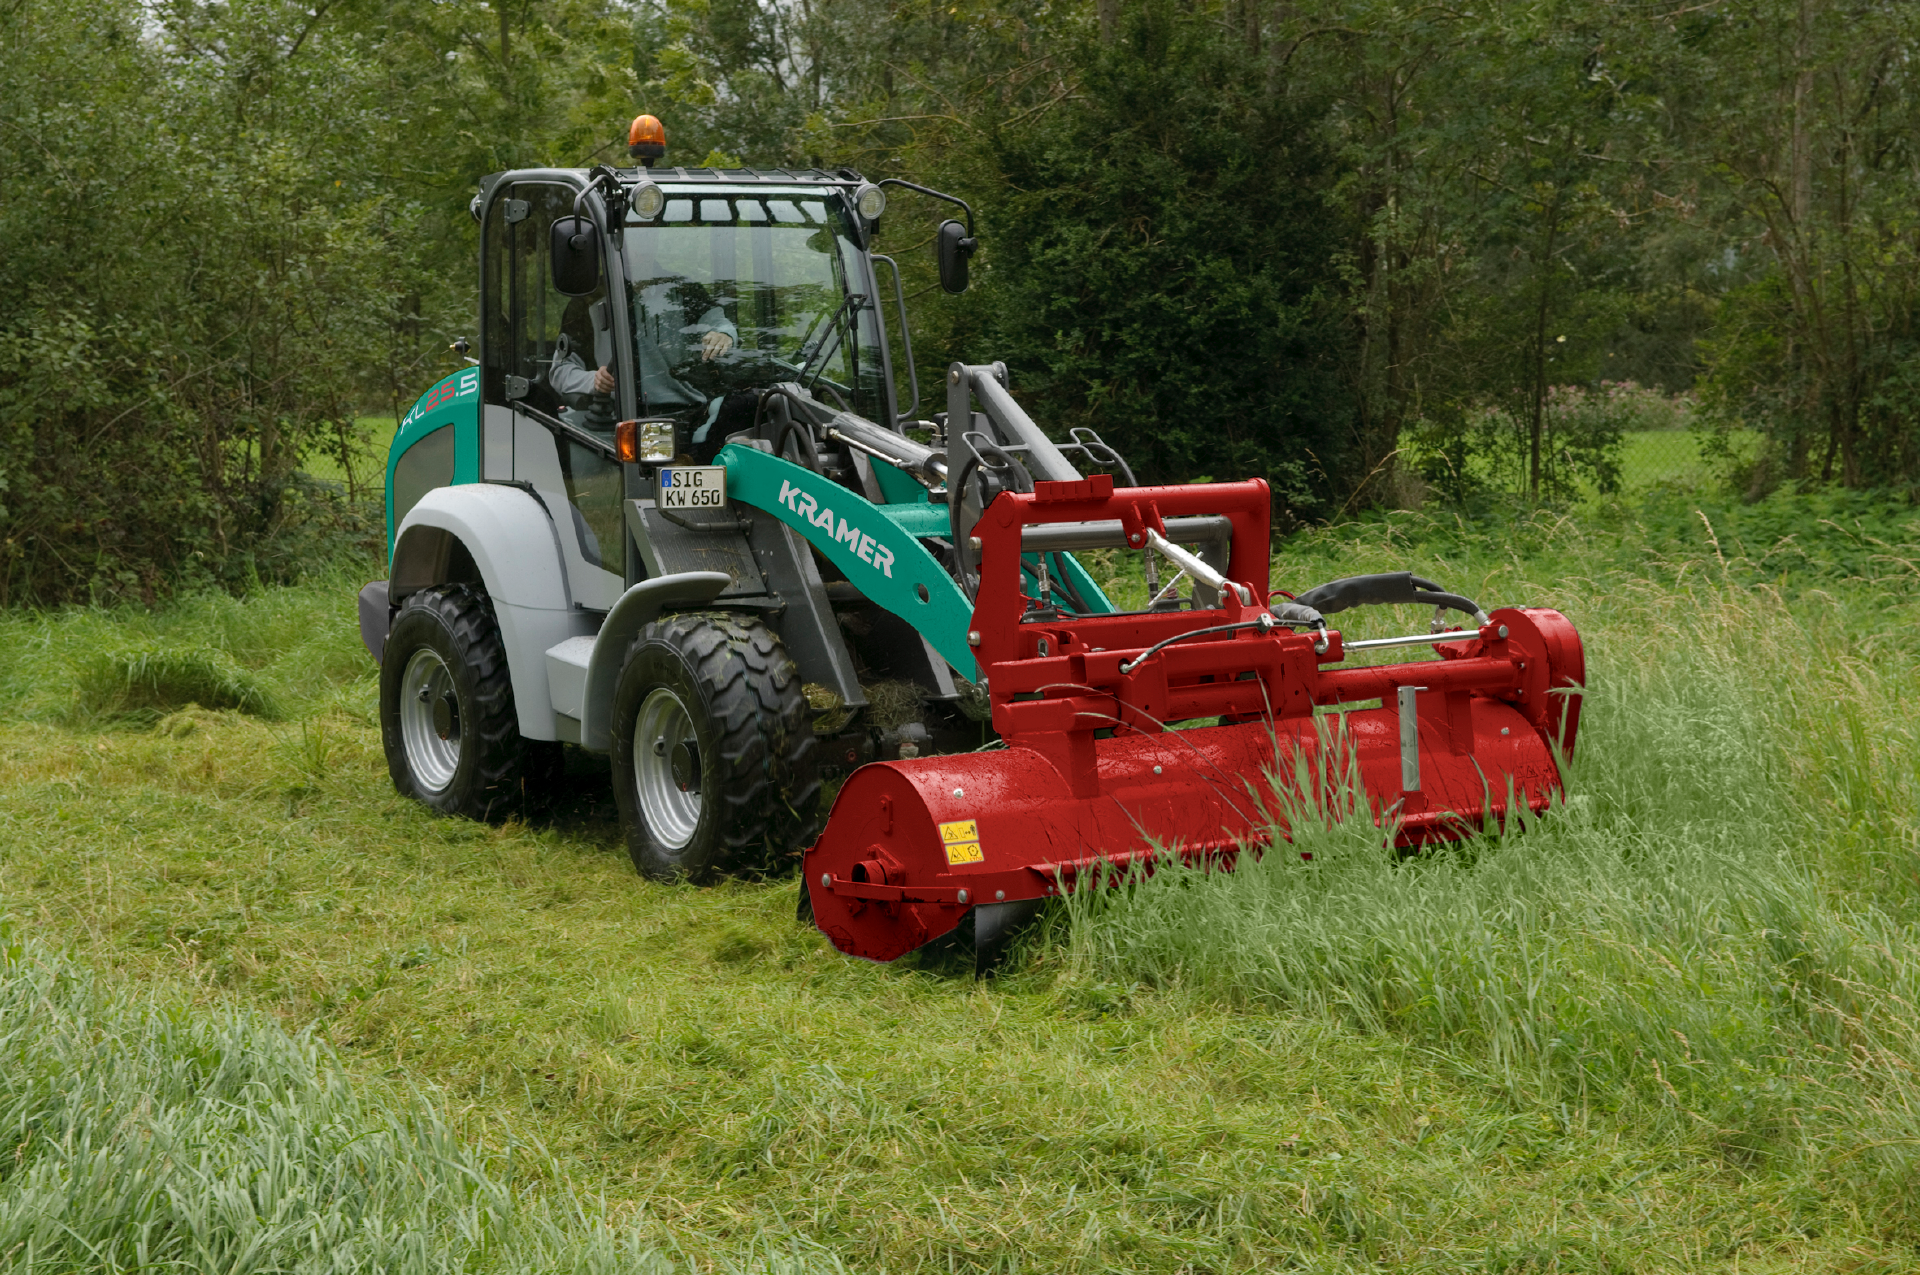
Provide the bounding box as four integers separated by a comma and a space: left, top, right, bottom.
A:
376, 378, 1108, 666
719, 443, 979, 679
875, 503, 951, 536
869, 472, 1114, 612
385, 367, 481, 554
870, 456, 930, 506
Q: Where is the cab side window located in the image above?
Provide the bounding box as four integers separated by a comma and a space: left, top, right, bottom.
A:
482, 181, 624, 582
512, 183, 612, 423
481, 187, 516, 407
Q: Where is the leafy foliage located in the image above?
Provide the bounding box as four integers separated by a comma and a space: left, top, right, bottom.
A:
974, 0, 1353, 516
7, 0, 1920, 605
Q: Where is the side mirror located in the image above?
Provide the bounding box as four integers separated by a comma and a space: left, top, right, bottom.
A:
936, 219, 977, 294
550, 215, 600, 296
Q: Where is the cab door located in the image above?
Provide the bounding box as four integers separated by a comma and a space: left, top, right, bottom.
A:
480, 180, 628, 610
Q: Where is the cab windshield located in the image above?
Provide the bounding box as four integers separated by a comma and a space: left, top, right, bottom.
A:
623, 191, 885, 426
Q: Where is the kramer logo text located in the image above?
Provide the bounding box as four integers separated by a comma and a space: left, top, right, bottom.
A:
776, 481, 896, 578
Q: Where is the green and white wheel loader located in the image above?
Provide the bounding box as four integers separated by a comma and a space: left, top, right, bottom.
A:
361, 118, 1127, 879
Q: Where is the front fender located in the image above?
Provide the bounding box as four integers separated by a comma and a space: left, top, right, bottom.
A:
579, 573, 732, 751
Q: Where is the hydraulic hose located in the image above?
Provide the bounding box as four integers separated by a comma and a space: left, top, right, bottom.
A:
1291, 572, 1490, 627
948, 438, 1034, 602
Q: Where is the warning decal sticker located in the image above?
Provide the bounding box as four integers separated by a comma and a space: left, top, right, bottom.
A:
939, 819, 984, 865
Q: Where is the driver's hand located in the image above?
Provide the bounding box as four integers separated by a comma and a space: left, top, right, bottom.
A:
701, 330, 733, 361
592, 365, 615, 394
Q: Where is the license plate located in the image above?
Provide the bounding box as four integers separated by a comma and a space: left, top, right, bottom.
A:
656, 466, 727, 511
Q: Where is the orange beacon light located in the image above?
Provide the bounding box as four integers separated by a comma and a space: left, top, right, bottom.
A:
628, 115, 667, 165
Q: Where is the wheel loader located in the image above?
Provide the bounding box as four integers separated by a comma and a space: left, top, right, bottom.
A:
360, 114, 1587, 969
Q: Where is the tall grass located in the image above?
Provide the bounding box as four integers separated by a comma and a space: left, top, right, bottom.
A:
3, 492, 1918, 1267
1061, 553, 1920, 1224
0, 565, 374, 725
0, 925, 842, 1275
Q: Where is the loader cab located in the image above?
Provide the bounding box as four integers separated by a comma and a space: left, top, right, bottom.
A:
444, 164, 903, 611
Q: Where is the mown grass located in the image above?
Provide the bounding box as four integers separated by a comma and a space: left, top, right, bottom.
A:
2, 490, 1919, 1271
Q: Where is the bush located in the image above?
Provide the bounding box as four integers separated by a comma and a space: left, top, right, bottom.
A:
974, 0, 1354, 516
0, 0, 449, 607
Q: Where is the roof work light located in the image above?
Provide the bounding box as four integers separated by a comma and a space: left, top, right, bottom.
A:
628, 114, 667, 166
630, 181, 665, 219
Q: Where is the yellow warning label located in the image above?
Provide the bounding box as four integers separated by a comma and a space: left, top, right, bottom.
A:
944, 841, 985, 865
938, 820, 978, 844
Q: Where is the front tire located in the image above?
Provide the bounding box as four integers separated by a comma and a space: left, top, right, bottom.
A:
380, 584, 540, 820
610, 611, 819, 880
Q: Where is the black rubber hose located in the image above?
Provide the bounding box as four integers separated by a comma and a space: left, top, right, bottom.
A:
948, 454, 984, 601
773, 419, 820, 472
1047, 552, 1094, 615
1291, 571, 1485, 621
756, 387, 821, 472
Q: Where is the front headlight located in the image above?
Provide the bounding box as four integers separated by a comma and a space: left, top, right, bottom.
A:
853, 182, 886, 221
631, 181, 666, 219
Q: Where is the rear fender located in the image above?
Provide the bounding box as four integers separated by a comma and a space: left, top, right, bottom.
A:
391, 484, 582, 740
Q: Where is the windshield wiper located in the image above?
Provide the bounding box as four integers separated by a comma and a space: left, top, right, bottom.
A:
796, 292, 864, 391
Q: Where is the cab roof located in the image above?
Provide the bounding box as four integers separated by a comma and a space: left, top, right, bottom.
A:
482, 165, 866, 190
621, 165, 867, 186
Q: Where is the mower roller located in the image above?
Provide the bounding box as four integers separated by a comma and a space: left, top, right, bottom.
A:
361, 113, 1587, 972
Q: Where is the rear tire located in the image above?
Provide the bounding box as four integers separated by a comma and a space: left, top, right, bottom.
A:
380, 584, 544, 820
611, 611, 819, 880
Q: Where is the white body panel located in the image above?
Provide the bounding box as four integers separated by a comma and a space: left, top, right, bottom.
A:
544, 636, 595, 721
577, 573, 731, 750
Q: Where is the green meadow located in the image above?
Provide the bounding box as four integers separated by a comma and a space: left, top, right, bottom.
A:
3, 489, 1919, 1272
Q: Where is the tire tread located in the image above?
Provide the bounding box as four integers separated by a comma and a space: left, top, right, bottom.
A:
617, 611, 819, 878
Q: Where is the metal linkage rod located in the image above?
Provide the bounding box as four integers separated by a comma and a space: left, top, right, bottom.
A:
825, 415, 948, 486
1143, 527, 1252, 605
1341, 628, 1485, 653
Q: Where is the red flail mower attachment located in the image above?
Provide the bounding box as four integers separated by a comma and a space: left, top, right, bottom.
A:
803, 476, 1584, 967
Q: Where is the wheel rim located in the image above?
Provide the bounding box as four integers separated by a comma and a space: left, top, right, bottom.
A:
633, 687, 701, 850
398, 647, 460, 793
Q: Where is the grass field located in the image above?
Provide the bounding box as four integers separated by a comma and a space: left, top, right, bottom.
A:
3, 490, 1919, 1271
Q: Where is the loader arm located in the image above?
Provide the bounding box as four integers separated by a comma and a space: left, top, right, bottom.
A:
719, 442, 980, 679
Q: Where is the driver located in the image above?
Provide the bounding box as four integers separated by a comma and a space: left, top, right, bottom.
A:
549, 290, 737, 426
630, 279, 737, 415
549, 297, 616, 426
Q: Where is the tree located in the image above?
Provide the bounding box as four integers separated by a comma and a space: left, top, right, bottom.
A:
972, 0, 1355, 517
